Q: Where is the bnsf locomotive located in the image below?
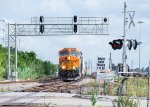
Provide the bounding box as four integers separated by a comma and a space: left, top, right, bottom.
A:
58, 48, 85, 81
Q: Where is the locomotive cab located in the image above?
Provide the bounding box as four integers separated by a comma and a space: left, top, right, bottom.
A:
58, 48, 83, 81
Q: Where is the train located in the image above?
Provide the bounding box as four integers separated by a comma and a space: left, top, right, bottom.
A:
58, 48, 86, 81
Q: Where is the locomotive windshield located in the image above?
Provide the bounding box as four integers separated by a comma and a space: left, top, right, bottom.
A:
59, 50, 69, 56
70, 51, 79, 57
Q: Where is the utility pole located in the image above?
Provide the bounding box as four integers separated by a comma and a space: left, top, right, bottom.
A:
137, 21, 143, 73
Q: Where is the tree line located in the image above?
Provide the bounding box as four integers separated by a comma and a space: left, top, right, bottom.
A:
0, 45, 58, 80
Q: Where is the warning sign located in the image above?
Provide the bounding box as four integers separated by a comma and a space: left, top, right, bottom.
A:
97, 57, 105, 70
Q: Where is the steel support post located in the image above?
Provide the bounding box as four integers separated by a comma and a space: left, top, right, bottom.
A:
7, 23, 10, 80
137, 21, 144, 73
15, 23, 18, 81
122, 2, 127, 95
147, 61, 150, 107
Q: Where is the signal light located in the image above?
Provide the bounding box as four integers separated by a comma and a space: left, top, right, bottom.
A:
40, 16, 44, 23
127, 40, 132, 50
104, 17, 107, 23
133, 39, 137, 50
39, 16, 44, 33
40, 24, 44, 33
109, 39, 123, 50
74, 15, 77, 23
74, 24, 77, 33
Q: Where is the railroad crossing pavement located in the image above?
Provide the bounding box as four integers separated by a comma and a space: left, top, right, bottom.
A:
0, 92, 148, 107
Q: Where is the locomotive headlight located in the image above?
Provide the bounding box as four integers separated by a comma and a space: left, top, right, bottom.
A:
68, 56, 70, 60
62, 65, 66, 69
73, 66, 75, 69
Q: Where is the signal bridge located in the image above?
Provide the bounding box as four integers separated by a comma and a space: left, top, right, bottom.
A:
5, 16, 109, 81
8, 16, 109, 37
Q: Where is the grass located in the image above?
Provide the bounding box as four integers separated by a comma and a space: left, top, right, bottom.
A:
0, 88, 10, 92
91, 89, 98, 107
86, 77, 148, 97
127, 77, 148, 97
112, 96, 137, 107
86, 80, 99, 87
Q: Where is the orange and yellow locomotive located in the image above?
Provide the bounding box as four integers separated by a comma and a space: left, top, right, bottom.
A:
58, 48, 84, 81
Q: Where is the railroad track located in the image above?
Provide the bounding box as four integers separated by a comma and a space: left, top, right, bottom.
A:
0, 77, 57, 84
22, 77, 86, 93
0, 80, 37, 84
0, 77, 93, 107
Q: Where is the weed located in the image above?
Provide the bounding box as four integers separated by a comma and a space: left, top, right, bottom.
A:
91, 89, 98, 107
112, 96, 137, 107
44, 102, 52, 107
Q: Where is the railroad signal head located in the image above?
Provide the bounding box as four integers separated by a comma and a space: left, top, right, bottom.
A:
74, 15, 77, 23
109, 39, 123, 50
40, 24, 44, 33
40, 16, 44, 23
104, 17, 107, 23
74, 24, 77, 33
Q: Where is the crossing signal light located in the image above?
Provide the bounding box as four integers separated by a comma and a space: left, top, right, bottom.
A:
127, 39, 138, 50
127, 40, 132, 50
74, 15, 77, 23
74, 24, 77, 33
133, 39, 137, 50
40, 24, 44, 33
109, 39, 123, 50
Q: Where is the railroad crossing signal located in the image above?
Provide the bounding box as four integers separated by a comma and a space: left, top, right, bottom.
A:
109, 39, 138, 50
127, 39, 138, 50
132, 39, 137, 50
109, 39, 123, 50
128, 12, 135, 29
127, 40, 132, 50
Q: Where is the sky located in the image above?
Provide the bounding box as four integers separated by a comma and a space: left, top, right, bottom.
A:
0, 0, 150, 70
